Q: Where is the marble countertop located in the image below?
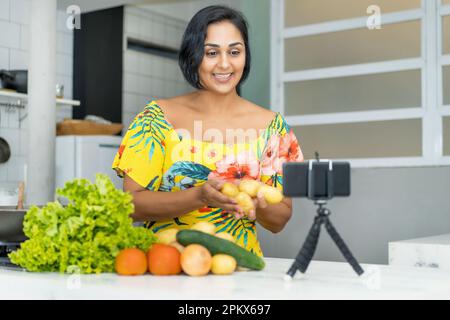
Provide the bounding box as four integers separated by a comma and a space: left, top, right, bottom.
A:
1, 258, 450, 300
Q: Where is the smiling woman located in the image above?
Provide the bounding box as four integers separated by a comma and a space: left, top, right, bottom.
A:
112, 5, 304, 257
178, 6, 251, 96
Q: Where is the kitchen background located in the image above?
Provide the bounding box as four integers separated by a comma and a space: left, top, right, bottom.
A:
0, 0, 449, 265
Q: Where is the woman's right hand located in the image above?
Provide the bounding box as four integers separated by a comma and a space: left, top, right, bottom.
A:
198, 179, 243, 215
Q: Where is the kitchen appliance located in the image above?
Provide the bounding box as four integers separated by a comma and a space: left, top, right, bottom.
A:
0, 206, 27, 244
0, 206, 27, 270
0, 241, 22, 269
0, 137, 11, 164
0, 70, 28, 93
56, 135, 123, 191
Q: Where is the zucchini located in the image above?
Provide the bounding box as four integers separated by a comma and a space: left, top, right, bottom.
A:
176, 229, 265, 270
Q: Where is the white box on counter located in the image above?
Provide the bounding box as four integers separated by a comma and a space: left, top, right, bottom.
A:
389, 234, 450, 271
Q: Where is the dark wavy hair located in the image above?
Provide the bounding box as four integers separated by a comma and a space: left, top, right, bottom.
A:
178, 5, 251, 95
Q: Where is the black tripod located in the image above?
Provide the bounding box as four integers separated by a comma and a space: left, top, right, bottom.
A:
286, 200, 364, 278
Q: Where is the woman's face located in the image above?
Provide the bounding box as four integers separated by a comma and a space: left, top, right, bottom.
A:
199, 20, 246, 95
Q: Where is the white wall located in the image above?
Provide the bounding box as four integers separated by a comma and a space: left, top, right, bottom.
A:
259, 166, 450, 265
0, 0, 73, 194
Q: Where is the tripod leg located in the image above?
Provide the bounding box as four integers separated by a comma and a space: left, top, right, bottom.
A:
286, 217, 322, 278
324, 218, 364, 276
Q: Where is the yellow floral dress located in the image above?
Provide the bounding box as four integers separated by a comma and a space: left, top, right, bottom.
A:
112, 100, 303, 256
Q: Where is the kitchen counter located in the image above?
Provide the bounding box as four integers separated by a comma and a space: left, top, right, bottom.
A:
1, 258, 449, 300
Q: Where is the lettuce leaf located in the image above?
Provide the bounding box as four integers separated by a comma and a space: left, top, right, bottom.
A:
9, 174, 156, 273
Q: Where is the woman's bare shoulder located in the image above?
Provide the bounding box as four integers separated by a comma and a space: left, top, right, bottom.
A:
241, 100, 277, 125
155, 96, 182, 111
155, 94, 195, 125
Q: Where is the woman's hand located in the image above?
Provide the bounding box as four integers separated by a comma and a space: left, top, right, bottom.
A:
198, 179, 243, 215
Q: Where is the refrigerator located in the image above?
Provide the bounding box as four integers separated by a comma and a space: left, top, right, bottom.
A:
55, 135, 123, 190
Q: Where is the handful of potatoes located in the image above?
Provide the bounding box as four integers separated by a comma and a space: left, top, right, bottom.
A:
221, 179, 283, 215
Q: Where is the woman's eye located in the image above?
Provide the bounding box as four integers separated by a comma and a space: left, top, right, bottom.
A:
230, 51, 240, 56
206, 51, 217, 57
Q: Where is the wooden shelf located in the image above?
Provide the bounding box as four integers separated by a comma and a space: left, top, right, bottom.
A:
0, 90, 80, 106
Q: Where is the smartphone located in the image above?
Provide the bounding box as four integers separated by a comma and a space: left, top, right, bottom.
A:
282, 161, 351, 199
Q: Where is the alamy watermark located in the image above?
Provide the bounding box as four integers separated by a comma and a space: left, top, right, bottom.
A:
66, 265, 82, 290
367, 5, 382, 30
66, 5, 81, 30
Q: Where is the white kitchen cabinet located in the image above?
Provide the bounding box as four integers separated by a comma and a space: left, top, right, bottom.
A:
55, 135, 123, 191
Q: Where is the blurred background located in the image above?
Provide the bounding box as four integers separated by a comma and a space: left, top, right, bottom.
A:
0, 0, 449, 265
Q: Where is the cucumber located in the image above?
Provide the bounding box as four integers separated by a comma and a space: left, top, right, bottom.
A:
176, 229, 265, 270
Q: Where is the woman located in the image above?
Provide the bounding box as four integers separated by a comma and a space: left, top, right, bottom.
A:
113, 5, 303, 256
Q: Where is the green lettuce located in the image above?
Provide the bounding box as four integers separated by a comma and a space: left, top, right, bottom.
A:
9, 174, 156, 273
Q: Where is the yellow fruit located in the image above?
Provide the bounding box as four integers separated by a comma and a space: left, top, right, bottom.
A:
235, 192, 255, 214
191, 221, 216, 235
180, 244, 212, 276
211, 254, 237, 275
259, 185, 283, 204
215, 232, 235, 243
221, 182, 239, 198
169, 241, 185, 254
156, 228, 178, 245
238, 179, 261, 198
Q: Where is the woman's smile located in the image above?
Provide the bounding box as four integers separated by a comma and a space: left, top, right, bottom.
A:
213, 72, 234, 83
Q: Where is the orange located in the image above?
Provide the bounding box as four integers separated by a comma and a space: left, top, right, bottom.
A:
147, 243, 182, 275
115, 248, 147, 276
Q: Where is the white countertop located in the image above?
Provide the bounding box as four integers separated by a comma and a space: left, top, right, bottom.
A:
1, 258, 450, 300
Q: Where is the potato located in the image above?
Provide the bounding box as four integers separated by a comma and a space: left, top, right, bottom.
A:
221, 182, 239, 198
234, 192, 255, 214
191, 221, 216, 235
238, 179, 261, 198
215, 232, 235, 243
211, 254, 237, 275
259, 185, 283, 204
156, 228, 178, 245
180, 244, 212, 276
169, 241, 185, 254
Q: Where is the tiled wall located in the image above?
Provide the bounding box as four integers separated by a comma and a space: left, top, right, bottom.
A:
122, 6, 192, 129
138, 0, 243, 22
0, 0, 74, 191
